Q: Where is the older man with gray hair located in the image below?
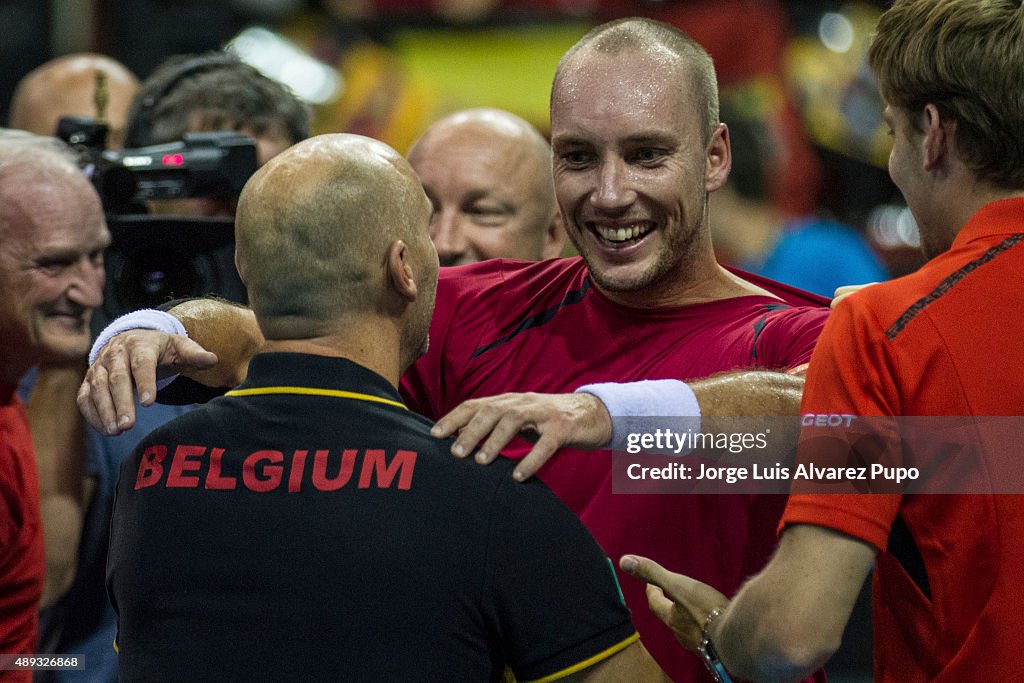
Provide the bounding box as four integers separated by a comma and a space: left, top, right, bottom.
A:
0, 131, 108, 673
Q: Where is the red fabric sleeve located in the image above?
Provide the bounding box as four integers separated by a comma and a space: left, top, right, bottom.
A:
401, 261, 506, 419
780, 297, 902, 550
756, 305, 830, 369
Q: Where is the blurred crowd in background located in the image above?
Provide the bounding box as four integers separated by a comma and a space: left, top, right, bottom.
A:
0, 2, 927, 680
1, 0, 923, 287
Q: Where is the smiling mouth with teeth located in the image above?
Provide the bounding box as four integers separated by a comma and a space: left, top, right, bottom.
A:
591, 222, 654, 244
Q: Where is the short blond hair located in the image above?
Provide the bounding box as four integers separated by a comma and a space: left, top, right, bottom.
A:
869, 0, 1024, 189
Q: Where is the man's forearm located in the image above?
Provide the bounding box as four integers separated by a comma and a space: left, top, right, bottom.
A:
586, 371, 804, 456
713, 583, 827, 682
713, 525, 874, 682
167, 298, 263, 388
29, 362, 87, 607
691, 370, 804, 418
691, 371, 804, 457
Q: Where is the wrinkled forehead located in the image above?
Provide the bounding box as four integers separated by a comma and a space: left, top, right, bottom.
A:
0, 172, 106, 246
0, 160, 86, 205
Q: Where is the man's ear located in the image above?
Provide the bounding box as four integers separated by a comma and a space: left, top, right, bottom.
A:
234, 249, 246, 288
922, 103, 950, 171
542, 212, 568, 259
706, 122, 732, 193
387, 240, 418, 302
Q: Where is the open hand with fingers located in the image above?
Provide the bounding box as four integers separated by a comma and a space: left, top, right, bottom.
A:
77, 329, 217, 435
430, 391, 613, 481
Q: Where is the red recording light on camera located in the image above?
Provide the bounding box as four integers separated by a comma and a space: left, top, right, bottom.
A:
162, 154, 184, 166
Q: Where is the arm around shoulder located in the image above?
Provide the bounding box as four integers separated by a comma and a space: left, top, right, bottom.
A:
166, 298, 262, 388
78, 298, 256, 435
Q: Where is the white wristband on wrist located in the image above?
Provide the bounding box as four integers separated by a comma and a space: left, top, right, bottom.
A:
575, 379, 701, 454
89, 309, 187, 390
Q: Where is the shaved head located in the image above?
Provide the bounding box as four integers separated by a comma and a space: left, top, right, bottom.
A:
9, 53, 140, 148
408, 108, 563, 266
554, 18, 719, 144
235, 134, 436, 342
413, 108, 552, 167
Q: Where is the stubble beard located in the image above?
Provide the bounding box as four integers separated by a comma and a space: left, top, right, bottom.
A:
577, 211, 704, 298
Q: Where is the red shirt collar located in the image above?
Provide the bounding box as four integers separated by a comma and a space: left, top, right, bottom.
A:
953, 196, 1024, 249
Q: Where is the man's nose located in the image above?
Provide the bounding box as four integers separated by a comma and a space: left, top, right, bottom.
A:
431, 208, 471, 266
67, 257, 105, 309
590, 157, 638, 211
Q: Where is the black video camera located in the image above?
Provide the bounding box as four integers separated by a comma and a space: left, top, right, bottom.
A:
94, 131, 256, 212
56, 117, 258, 336
60, 117, 257, 211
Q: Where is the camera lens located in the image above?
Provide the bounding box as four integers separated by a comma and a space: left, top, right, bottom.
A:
118, 245, 199, 310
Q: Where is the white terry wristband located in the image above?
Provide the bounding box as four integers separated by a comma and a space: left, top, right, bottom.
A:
575, 379, 701, 454
89, 309, 187, 390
